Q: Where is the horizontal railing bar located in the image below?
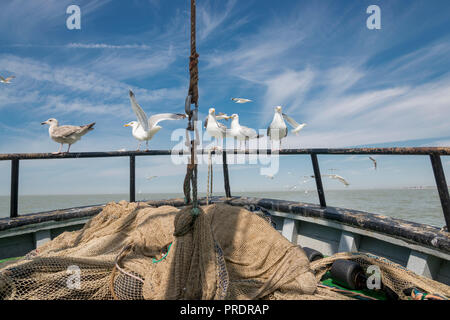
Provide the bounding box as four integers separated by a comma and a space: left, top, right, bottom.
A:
1, 147, 450, 161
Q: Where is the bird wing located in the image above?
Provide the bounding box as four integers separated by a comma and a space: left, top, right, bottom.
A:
334, 175, 350, 186
369, 157, 377, 169
239, 125, 257, 138
5, 76, 15, 81
282, 113, 301, 128
52, 125, 86, 139
148, 113, 186, 128
216, 112, 229, 120
0, 76, 5, 81
218, 121, 228, 133
129, 90, 149, 132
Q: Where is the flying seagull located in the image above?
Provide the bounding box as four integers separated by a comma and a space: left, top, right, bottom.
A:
146, 175, 158, 181
125, 90, 186, 151
324, 174, 350, 186
41, 118, 95, 154
231, 98, 252, 104
267, 106, 306, 149
229, 113, 263, 150
0, 75, 15, 84
205, 107, 229, 147
309, 174, 350, 186
369, 156, 377, 170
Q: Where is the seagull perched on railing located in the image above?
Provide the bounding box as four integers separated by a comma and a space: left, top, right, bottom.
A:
267, 106, 306, 149
228, 113, 263, 150
41, 118, 95, 154
204, 107, 229, 147
125, 90, 186, 151
231, 98, 252, 104
0, 75, 15, 84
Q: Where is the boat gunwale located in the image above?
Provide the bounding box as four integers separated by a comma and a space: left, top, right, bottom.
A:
0, 196, 449, 255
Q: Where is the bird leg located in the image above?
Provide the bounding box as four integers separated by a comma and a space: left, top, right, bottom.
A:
136, 142, 141, 151
145, 140, 149, 151
66, 144, 72, 153
53, 143, 63, 154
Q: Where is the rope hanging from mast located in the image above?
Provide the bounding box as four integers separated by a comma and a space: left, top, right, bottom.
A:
183, 0, 200, 216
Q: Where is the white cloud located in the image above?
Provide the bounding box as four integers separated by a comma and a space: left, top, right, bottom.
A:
67, 43, 152, 49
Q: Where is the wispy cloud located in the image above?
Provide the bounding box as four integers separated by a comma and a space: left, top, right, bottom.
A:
67, 43, 152, 49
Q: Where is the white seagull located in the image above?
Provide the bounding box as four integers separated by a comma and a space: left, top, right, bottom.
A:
267, 106, 287, 149
125, 90, 186, 151
231, 98, 252, 104
41, 118, 95, 154
228, 113, 262, 150
309, 174, 350, 187
204, 107, 229, 147
324, 174, 350, 187
267, 106, 307, 149
0, 75, 15, 84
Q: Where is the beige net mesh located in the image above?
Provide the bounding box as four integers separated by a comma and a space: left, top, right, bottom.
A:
0, 201, 448, 300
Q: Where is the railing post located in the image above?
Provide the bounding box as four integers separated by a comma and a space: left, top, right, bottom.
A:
130, 155, 136, 203
310, 154, 326, 208
10, 159, 19, 218
429, 153, 450, 229
222, 151, 231, 198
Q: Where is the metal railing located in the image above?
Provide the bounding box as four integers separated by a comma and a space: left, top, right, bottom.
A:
0, 147, 449, 229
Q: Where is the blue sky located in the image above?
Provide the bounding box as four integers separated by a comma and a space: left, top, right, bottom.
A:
0, 0, 449, 195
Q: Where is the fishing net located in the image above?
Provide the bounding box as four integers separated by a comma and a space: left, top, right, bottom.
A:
0, 201, 449, 300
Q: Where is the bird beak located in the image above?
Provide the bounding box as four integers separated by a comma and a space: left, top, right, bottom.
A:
124, 124, 130, 127
41, 121, 46, 125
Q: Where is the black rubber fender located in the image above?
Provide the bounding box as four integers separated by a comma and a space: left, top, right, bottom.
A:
301, 247, 324, 262
330, 259, 365, 290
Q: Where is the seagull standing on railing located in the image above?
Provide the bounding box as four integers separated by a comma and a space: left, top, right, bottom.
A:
205, 107, 229, 148
125, 90, 187, 151
267, 106, 306, 149
0, 75, 15, 84
41, 118, 95, 154
229, 113, 263, 150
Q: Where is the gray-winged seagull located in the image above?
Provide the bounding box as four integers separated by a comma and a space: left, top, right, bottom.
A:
0, 75, 15, 84
41, 118, 95, 154
229, 113, 262, 150
231, 98, 252, 104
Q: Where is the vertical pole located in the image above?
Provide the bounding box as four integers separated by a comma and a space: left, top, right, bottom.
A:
311, 154, 326, 208
222, 151, 231, 198
430, 153, 450, 229
10, 159, 19, 218
130, 155, 136, 203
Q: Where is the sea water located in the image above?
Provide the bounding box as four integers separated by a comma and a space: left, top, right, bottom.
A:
0, 189, 446, 228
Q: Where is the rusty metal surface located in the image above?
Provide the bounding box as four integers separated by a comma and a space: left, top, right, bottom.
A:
1, 147, 450, 161
1, 196, 449, 255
